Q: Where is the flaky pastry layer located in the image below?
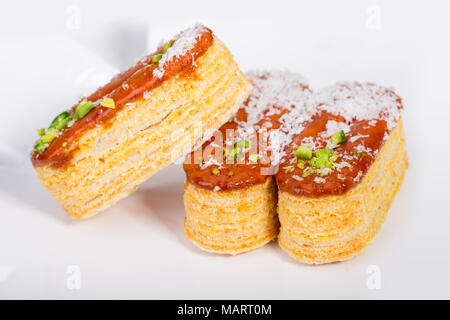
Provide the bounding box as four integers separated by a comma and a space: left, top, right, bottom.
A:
184, 178, 279, 255
34, 37, 251, 219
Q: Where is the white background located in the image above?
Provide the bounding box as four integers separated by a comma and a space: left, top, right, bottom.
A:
0, 0, 449, 299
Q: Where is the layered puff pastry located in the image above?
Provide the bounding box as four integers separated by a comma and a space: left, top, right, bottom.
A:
276, 82, 407, 264
183, 71, 313, 254
31, 24, 251, 219
184, 75, 407, 262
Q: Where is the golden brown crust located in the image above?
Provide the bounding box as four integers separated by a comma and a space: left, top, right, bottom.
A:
277, 119, 408, 264
34, 36, 251, 219
184, 178, 279, 255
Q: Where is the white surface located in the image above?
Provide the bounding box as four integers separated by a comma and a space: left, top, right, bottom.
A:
0, 0, 449, 299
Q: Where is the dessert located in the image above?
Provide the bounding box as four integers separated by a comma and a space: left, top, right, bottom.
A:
31, 24, 250, 219
276, 82, 407, 264
183, 71, 312, 254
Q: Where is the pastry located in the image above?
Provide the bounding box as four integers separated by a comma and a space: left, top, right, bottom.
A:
183, 70, 312, 254
31, 24, 250, 219
276, 82, 407, 264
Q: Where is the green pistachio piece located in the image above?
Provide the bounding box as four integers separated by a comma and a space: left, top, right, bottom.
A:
100, 97, 115, 109
294, 145, 312, 160
55, 116, 72, 130
152, 54, 163, 63
330, 130, 347, 145
212, 167, 220, 175
223, 146, 238, 160
315, 148, 332, 160
236, 140, 250, 149
49, 111, 70, 130
309, 157, 332, 169
75, 101, 94, 119
41, 127, 59, 144
163, 41, 172, 53
329, 151, 339, 162
222, 147, 237, 159
34, 141, 47, 154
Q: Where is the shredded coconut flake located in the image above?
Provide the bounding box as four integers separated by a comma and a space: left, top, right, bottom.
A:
313, 82, 402, 130
355, 144, 372, 155
314, 177, 326, 184
333, 161, 352, 171
236, 70, 312, 165
323, 120, 350, 138
153, 23, 207, 79
354, 171, 363, 182
349, 134, 370, 143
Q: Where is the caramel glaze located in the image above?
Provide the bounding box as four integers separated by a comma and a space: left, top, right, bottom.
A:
185, 106, 403, 198
184, 104, 293, 191
31, 28, 213, 168
276, 111, 395, 197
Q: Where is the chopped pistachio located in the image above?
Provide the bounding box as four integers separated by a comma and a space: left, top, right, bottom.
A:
294, 145, 312, 159
163, 41, 172, 53
55, 116, 72, 130
152, 54, 163, 63
236, 140, 250, 149
223, 146, 238, 160
49, 111, 70, 130
330, 130, 347, 145
41, 127, 59, 144
354, 151, 364, 157
37, 128, 45, 136
228, 171, 234, 176
297, 159, 305, 169
76, 101, 95, 119
212, 167, 220, 175
308, 148, 336, 169
249, 154, 259, 163
100, 97, 115, 109
315, 148, 332, 160
309, 157, 332, 169
329, 151, 339, 162
62, 142, 68, 147
34, 141, 47, 154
